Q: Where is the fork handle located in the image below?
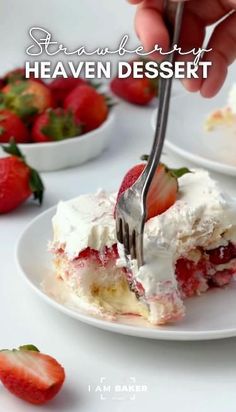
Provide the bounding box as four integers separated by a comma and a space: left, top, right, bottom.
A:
141, 2, 184, 208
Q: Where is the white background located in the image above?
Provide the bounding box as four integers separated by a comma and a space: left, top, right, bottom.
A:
1, 1, 236, 411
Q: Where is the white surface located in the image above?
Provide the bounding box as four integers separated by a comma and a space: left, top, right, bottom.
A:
151, 76, 236, 176
16, 205, 236, 341
0, 110, 116, 172
1, 1, 236, 412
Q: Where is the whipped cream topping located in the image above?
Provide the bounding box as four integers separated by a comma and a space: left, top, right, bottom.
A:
228, 83, 236, 114
52, 190, 116, 259
52, 170, 236, 298
118, 171, 236, 296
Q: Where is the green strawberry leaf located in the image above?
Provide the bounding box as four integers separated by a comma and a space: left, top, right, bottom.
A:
140, 155, 192, 179
41, 109, 82, 141
0, 345, 40, 353
170, 167, 192, 179
140, 154, 149, 161
103, 94, 116, 109
29, 168, 44, 205
2, 138, 45, 206
1, 82, 38, 120
88, 80, 102, 89
19, 345, 40, 352
2, 137, 25, 160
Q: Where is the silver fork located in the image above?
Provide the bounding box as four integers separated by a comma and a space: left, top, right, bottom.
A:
116, 1, 184, 268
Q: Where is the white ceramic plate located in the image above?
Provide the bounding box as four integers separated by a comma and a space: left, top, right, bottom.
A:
0, 110, 116, 172
16, 206, 236, 341
151, 88, 236, 176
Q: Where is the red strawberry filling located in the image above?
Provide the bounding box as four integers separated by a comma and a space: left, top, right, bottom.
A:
206, 243, 236, 265
176, 243, 236, 298
64, 241, 236, 301
76, 244, 119, 267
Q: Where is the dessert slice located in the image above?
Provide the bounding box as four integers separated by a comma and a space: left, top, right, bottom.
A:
205, 83, 236, 131
50, 169, 236, 325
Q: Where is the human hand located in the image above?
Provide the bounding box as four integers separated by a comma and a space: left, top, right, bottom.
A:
128, 0, 236, 97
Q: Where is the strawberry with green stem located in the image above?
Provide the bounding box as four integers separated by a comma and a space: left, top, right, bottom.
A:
110, 59, 158, 106
0, 80, 53, 120
64, 84, 109, 132
0, 139, 44, 213
32, 108, 82, 143
115, 161, 191, 221
3, 67, 45, 85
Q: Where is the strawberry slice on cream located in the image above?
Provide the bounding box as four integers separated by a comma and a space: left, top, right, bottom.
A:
50, 170, 236, 325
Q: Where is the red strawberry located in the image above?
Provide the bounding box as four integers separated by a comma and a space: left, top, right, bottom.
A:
0, 109, 30, 143
115, 162, 191, 221
0, 344, 65, 405
77, 245, 119, 266
111, 77, 157, 106
0, 78, 5, 90
0, 139, 44, 213
64, 84, 109, 132
49, 77, 87, 106
175, 257, 207, 297
3, 67, 45, 85
210, 270, 233, 287
32, 108, 82, 143
110, 59, 158, 106
1, 80, 54, 120
206, 243, 236, 265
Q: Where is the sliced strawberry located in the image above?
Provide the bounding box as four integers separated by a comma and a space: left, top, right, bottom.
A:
115, 162, 191, 221
0, 345, 65, 405
146, 163, 178, 220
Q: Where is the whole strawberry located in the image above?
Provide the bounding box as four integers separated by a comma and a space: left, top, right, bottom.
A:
0, 109, 30, 143
0, 344, 65, 405
1, 80, 53, 120
49, 77, 87, 106
32, 108, 82, 143
3, 67, 45, 85
111, 77, 157, 106
0, 139, 44, 213
64, 84, 109, 132
110, 60, 158, 106
115, 161, 191, 221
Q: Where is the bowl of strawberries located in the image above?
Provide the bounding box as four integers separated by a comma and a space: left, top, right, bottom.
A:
0, 68, 115, 171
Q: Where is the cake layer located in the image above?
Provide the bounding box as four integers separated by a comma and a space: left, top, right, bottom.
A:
51, 169, 236, 325
52, 243, 236, 325
205, 83, 236, 131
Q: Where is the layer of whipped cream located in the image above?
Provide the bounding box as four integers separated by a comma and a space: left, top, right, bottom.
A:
52, 170, 236, 299
52, 190, 117, 259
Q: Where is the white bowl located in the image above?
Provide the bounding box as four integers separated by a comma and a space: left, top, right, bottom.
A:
0, 110, 115, 172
